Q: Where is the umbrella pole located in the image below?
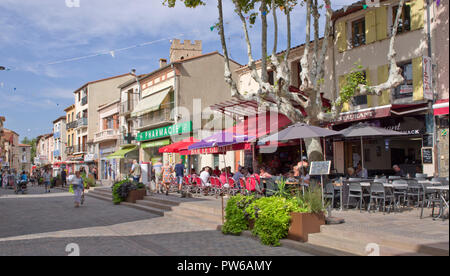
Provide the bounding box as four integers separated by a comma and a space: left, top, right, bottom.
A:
361, 136, 365, 171
323, 137, 326, 161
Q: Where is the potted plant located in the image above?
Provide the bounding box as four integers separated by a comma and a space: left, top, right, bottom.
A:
287, 187, 327, 242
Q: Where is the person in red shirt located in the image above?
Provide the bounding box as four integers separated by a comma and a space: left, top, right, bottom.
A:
213, 166, 221, 177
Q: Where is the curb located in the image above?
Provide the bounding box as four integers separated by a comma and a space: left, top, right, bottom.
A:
215, 225, 357, 256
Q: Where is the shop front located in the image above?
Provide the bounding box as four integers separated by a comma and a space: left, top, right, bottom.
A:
107, 145, 139, 180
99, 143, 119, 182
332, 106, 432, 177
434, 99, 449, 177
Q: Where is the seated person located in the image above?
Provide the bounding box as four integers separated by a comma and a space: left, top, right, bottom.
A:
219, 168, 232, 186
285, 171, 298, 183
347, 167, 357, 178
259, 167, 272, 179
299, 166, 310, 187
355, 162, 368, 179
200, 167, 211, 187
212, 166, 221, 177
393, 165, 405, 177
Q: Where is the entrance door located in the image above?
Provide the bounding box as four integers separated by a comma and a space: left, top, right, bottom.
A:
391, 148, 405, 167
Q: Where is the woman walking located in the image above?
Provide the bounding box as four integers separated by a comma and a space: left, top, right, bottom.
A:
73, 171, 85, 208
161, 162, 173, 196
43, 169, 51, 193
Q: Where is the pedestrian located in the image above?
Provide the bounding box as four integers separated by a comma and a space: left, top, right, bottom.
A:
153, 159, 163, 193
161, 162, 173, 196
61, 169, 67, 187
43, 168, 51, 193
130, 160, 141, 183
174, 159, 185, 193
72, 171, 85, 208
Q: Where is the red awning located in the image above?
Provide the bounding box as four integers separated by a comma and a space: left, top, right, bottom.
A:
433, 99, 449, 116
158, 137, 199, 153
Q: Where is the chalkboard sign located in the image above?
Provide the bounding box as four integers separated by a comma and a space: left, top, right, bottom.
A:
309, 161, 332, 176
422, 148, 433, 164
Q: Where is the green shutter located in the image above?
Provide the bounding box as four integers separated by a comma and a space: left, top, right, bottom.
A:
337, 21, 347, 52
377, 65, 390, 106
365, 10, 377, 44
339, 75, 350, 112
412, 57, 424, 101
410, 0, 424, 31
376, 6, 388, 40
366, 68, 375, 107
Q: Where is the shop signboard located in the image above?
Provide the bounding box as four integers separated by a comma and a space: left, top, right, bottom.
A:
423, 56, 433, 101
309, 161, 332, 176
399, 85, 413, 95
136, 121, 192, 142
421, 147, 433, 164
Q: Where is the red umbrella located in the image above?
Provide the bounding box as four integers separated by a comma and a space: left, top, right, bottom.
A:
158, 137, 200, 153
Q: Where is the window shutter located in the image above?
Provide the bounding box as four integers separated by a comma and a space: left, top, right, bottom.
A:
375, 6, 388, 40
377, 64, 390, 105
113, 115, 119, 129
365, 10, 377, 44
412, 57, 424, 101
339, 75, 350, 112
366, 68, 375, 107
337, 21, 347, 52
103, 118, 107, 130
410, 0, 424, 31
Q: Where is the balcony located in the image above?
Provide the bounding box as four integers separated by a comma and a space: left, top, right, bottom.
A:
76, 118, 88, 129
65, 146, 74, 155
94, 129, 120, 143
120, 100, 136, 115
136, 105, 174, 130
81, 96, 88, 106
73, 144, 87, 154
66, 121, 77, 130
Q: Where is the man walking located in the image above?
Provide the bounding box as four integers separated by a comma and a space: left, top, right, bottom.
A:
43, 169, 51, 193
130, 160, 141, 183
61, 169, 67, 187
174, 159, 185, 193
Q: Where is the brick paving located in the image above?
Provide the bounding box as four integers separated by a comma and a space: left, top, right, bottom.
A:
0, 188, 310, 256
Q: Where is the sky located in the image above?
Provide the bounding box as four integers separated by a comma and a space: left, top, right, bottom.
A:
0, 0, 353, 140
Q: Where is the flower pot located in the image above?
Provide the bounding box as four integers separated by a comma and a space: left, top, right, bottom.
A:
125, 189, 146, 203
287, 212, 325, 242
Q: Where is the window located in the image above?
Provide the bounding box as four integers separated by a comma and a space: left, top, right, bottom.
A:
392, 4, 411, 34
393, 61, 413, 99
268, 71, 274, 85
352, 18, 366, 47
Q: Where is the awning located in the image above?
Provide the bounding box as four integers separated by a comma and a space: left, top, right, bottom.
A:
107, 145, 138, 159
131, 87, 171, 118
433, 99, 449, 116
189, 113, 291, 150
158, 137, 199, 153
141, 139, 171, 149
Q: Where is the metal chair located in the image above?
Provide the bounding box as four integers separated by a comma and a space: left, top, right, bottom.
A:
389, 176, 402, 180
347, 182, 369, 212
392, 180, 408, 208
407, 179, 424, 207
432, 177, 449, 186
368, 182, 395, 213
324, 182, 339, 208
262, 177, 277, 197
415, 173, 428, 179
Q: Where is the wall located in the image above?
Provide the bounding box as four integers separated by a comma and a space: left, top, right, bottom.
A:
432, 0, 449, 101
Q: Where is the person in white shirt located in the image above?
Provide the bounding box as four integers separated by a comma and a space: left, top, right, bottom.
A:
200, 167, 211, 187
356, 162, 368, 179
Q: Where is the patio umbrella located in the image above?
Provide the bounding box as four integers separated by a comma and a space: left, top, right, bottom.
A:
337, 123, 407, 172
259, 123, 339, 162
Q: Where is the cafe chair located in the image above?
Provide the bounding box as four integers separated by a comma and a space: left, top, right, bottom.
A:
347, 183, 369, 212
407, 179, 424, 207
415, 173, 428, 179
262, 177, 277, 197
392, 180, 408, 208
324, 182, 339, 209
368, 182, 395, 213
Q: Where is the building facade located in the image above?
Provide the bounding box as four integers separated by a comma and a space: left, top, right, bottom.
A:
2, 129, 20, 172
52, 116, 67, 176
18, 144, 32, 173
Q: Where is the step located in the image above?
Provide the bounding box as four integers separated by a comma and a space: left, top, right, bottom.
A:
319, 225, 449, 256
143, 195, 181, 206
307, 232, 431, 256
136, 199, 173, 211
121, 202, 165, 216
90, 189, 112, 197
86, 192, 113, 202
165, 211, 221, 229
170, 205, 223, 223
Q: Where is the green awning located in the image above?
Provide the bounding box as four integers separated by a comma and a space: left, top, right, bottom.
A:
141, 139, 170, 149
131, 87, 172, 118
107, 145, 138, 159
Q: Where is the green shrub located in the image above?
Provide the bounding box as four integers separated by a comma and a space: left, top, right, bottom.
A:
245, 196, 307, 246
222, 194, 255, 235
298, 186, 328, 214
112, 182, 124, 204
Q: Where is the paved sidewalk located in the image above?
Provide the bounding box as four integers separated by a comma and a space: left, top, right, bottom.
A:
0, 190, 310, 256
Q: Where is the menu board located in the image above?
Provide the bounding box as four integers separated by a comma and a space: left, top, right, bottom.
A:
309, 161, 332, 176
422, 148, 433, 164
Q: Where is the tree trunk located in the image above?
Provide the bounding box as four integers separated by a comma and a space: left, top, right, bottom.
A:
304, 137, 323, 162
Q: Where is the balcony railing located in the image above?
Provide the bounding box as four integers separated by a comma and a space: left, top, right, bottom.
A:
94, 129, 120, 143
120, 100, 136, 115
66, 121, 77, 130
81, 96, 88, 106
65, 146, 74, 155
73, 144, 87, 154
76, 118, 88, 128
136, 106, 174, 129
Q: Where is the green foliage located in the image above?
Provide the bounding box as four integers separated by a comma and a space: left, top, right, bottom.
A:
112, 182, 123, 205
245, 196, 307, 246
272, 178, 290, 198
222, 194, 255, 235
298, 185, 328, 214
337, 63, 368, 106
83, 176, 96, 188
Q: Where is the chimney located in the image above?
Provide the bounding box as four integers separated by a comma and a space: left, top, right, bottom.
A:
159, 58, 168, 68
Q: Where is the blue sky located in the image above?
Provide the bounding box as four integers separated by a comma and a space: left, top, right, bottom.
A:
0, 0, 352, 140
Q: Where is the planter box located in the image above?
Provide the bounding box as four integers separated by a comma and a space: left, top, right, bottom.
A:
287, 212, 325, 242
125, 189, 146, 203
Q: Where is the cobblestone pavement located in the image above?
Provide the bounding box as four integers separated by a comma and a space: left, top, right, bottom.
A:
0, 188, 310, 256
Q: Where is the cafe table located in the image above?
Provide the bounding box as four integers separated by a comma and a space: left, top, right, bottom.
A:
421, 185, 449, 220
